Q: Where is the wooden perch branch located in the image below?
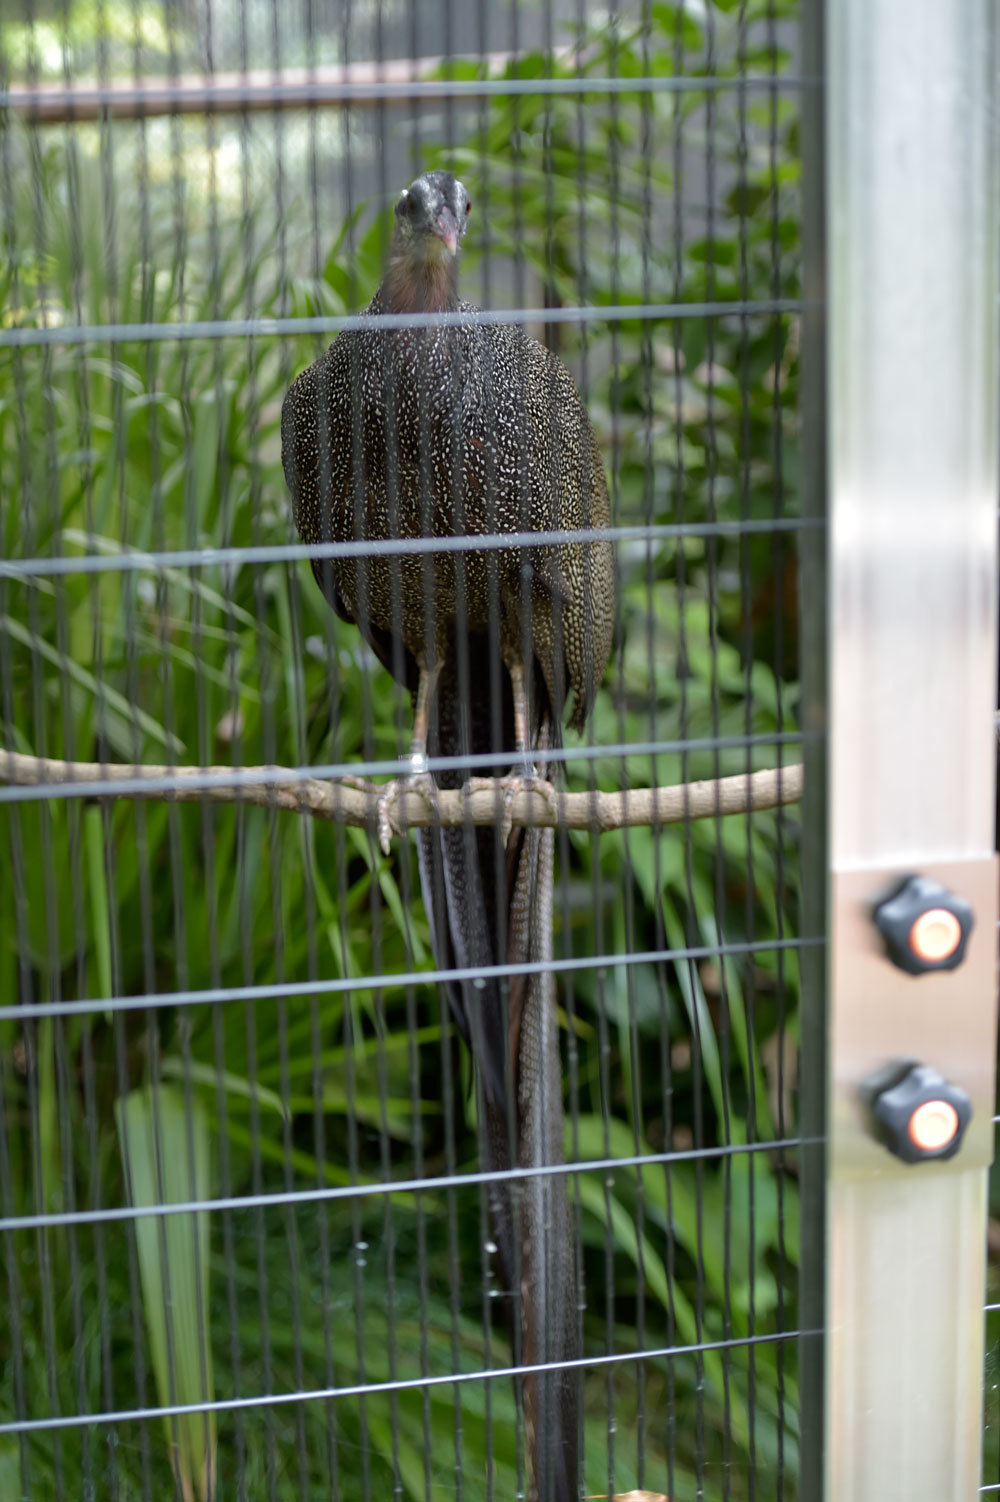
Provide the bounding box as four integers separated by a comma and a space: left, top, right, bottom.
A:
0, 752, 802, 835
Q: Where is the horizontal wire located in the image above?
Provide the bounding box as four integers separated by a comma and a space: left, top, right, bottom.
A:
0, 933, 820, 1022
0, 1327, 810, 1437
0, 731, 807, 805
0, 295, 806, 350
2, 516, 819, 581
0, 1135, 813, 1234
1, 70, 817, 124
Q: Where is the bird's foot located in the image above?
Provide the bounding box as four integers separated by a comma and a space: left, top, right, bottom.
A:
376, 752, 438, 855
504, 763, 560, 841
460, 768, 558, 847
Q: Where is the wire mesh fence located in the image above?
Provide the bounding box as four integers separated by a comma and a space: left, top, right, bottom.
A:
0, 1, 814, 1497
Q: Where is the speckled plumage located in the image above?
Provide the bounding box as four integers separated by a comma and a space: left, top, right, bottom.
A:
282, 172, 612, 1502
281, 179, 613, 733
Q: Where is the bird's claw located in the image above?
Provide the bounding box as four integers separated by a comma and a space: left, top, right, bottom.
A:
460, 769, 558, 847
506, 766, 560, 839
376, 757, 438, 855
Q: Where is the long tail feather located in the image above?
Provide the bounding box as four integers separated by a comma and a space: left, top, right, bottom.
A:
416, 644, 580, 1500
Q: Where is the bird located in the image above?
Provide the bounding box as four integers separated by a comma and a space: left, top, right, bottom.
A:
282, 168, 615, 1500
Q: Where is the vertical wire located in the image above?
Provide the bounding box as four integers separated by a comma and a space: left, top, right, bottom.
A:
636, 0, 669, 1484
570, 10, 593, 1273
601, 0, 653, 1483
0, 36, 40, 1443
336, 17, 374, 1486
231, 3, 277, 1490
24, 0, 107, 1481
392, 19, 436, 1495
345, 986, 381, 1487
146, 1, 214, 1489
12, 4, 72, 1484
628, 0, 680, 1487
373, 99, 417, 1495
734, 6, 762, 1494
534, 0, 587, 1483
478, 40, 511, 1435
668, 5, 709, 1490
435, 781, 467, 1498
171, 102, 220, 1502
125, 1075, 186, 1502
485, 0, 530, 1485
745, 35, 762, 1502
463, 62, 514, 1487
267, 3, 319, 1491
334, 842, 372, 1502
439, 5, 501, 1493
628, 12, 677, 1495
765, 3, 789, 1488
194, 0, 252, 1482
551, 11, 590, 1484
698, 13, 741, 1492
300, 1, 344, 1485
402, 935, 434, 1502
477, 46, 524, 1500
598, 5, 626, 1492
469, 11, 504, 1489
536, 7, 570, 1489
0, 19, 33, 1485
0, 36, 53, 1502
52, 950, 94, 1498
109, 4, 169, 1496
108, 4, 175, 1490
160, 0, 220, 1488
418, 22, 472, 1497
0, 1064, 29, 1492
369, 14, 404, 1494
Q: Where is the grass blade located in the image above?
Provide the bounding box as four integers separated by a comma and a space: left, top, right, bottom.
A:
115, 1084, 216, 1501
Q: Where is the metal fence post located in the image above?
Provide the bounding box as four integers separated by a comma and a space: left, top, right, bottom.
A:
826, 2, 999, 1496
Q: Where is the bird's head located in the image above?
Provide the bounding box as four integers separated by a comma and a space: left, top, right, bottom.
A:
393, 171, 471, 264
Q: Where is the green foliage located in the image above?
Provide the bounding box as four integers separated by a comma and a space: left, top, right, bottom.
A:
116, 1084, 217, 1501
0, 1, 804, 1496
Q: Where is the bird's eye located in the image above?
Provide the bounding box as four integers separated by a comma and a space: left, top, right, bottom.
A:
465, 200, 471, 215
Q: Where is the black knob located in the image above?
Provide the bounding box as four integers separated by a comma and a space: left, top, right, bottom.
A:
873, 875, 974, 975
868, 1063, 972, 1163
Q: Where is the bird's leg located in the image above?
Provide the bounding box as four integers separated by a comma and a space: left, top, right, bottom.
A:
376, 661, 442, 854
408, 658, 440, 771
461, 657, 558, 847
504, 660, 559, 830
507, 660, 532, 770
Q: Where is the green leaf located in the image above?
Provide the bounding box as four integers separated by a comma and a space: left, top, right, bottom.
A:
160, 1056, 290, 1122
0, 613, 184, 754
115, 1085, 217, 1501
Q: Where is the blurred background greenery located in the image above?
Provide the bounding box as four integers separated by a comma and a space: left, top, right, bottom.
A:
0, 0, 809, 1496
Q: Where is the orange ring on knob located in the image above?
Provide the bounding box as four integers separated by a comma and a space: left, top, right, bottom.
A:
908, 907, 963, 963
908, 1099, 960, 1153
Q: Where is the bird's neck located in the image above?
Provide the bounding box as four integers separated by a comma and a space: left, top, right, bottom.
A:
383, 245, 459, 314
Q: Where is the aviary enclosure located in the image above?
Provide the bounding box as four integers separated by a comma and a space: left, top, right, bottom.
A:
0, 2, 997, 1500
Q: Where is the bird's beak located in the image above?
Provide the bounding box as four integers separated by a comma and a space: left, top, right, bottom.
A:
432, 208, 460, 256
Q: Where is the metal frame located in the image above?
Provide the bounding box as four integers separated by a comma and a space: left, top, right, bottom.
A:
824, 1, 999, 1495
